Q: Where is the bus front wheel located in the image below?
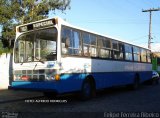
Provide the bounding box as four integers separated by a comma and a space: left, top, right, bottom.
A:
80, 78, 96, 100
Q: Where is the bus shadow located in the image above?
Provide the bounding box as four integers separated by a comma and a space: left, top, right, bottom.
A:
0, 96, 44, 104
43, 85, 146, 103
0, 83, 154, 105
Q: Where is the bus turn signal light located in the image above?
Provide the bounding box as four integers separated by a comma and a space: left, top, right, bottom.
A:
55, 74, 60, 81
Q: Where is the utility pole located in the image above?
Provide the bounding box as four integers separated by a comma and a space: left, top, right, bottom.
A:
142, 8, 160, 49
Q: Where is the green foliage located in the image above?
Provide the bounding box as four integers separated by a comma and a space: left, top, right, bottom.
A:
14, 0, 71, 24
0, 41, 12, 55
0, 0, 71, 48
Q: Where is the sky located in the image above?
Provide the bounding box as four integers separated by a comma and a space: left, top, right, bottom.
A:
1, 0, 159, 51
49, 0, 160, 52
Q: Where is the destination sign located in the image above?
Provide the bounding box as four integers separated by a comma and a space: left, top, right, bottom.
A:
19, 19, 56, 32
33, 20, 53, 28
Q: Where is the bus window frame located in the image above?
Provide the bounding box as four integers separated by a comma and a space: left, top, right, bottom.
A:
14, 27, 58, 63
60, 25, 151, 64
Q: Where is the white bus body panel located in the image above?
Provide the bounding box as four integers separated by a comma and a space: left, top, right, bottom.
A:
60, 57, 152, 73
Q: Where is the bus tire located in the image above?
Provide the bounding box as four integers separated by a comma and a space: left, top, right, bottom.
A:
80, 77, 96, 100
128, 74, 140, 90
132, 77, 140, 90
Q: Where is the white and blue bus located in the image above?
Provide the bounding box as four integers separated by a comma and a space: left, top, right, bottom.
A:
11, 17, 152, 100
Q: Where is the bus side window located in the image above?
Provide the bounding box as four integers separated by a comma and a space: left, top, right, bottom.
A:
82, 32, 90, 56
124, 44, 133, 61
133, 47, 140, 62
112, 40, 119, 59
98, 37, 111, 59
61, 27, 72, 55
141, 49, 147, 62
61, 27, 81, 56
71, 30, 81, 55
90, 35, 97, 57
82, 33, 97, 57
147, 51, 151, 63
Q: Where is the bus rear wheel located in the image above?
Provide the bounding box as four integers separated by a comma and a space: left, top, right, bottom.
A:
80, 78, 96, 100
127, 75, 140, 90
132, 77, 140, 90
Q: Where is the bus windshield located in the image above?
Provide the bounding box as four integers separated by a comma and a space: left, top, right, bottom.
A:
14, 28, 57, 63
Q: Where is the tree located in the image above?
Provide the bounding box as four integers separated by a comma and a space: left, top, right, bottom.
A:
0, 0, 70, 48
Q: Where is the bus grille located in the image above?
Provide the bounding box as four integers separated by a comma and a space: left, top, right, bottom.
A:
14, 70, 45, 81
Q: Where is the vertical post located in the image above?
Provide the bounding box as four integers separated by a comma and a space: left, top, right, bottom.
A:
142, 8, 160, 49
148, 11, 152, 49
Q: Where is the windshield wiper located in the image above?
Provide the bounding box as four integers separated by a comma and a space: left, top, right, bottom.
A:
20, 56, 44, 65
32, 55, 44, 64
21, 56, 30, 65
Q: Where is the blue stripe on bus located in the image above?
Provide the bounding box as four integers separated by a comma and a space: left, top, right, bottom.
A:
11, 71, 152, 94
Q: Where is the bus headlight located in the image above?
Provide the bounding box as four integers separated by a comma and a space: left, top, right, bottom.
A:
13, 75, 21, 81
13, 75, 17, 81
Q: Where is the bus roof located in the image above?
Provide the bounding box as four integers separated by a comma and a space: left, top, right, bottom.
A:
17, 16, 150, 51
